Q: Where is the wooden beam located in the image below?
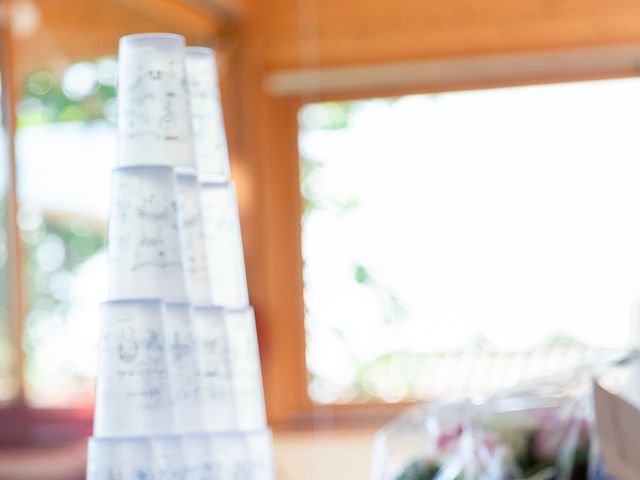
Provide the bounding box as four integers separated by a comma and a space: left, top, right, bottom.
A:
0, 0, 27, 406
112, 0, 223, 38
187, 0, 250, 22
251, 0, 640, 70
265, 44, 640, 98
12, 0, 226, 81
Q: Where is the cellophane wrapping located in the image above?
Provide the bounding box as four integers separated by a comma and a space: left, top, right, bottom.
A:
372, 356, 626, 480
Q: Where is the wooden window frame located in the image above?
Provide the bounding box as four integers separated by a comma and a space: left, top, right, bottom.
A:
230, 41, 640, 430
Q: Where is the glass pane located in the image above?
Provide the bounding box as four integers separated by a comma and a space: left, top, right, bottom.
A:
16, 58, 116, 407
300, 79, 640, 404
0, 66, 16, 403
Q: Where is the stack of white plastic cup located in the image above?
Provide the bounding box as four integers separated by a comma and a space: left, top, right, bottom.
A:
186, 44, 274, 468
90, 33, 195, 479
87, 33, 275, 479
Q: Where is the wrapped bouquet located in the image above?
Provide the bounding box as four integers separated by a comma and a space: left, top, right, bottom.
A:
372, 358, 623, 480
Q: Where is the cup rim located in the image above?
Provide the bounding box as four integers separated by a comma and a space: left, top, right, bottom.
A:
163, 299, 191, 308
111, 164, 175, 173
186, 46, 215, 58
175, 169, 198, 180
199, 178, 232, 188
191, 303, 225, 314
101, 298, 169, 306
224, 305, 254, 315
120, 32, 185, 47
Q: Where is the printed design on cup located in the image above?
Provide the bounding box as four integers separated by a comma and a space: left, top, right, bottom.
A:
94, 301, 175, 437
108, 323, 168, 407
170, 331, 192, 362
143, 329, 164, 364
134, 195, 180, 272
175, 174, 211, 304
111, 175, 181, 273
118, 328, 138, 363
119, 53, 190, 144
186, 49, 229, 177
162, 303, 204, 432
108, 167, 186, 300
197, 321, 232, 390
88, 467, 155, 480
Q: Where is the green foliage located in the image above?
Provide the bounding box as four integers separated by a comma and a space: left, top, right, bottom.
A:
300, 101, 352, 130
353, 351, 437, 400
300, 100, 411, 401
23, 213, 105, 357
353, 263, 370, 284
395, 460, 441, 480
395, 445, 591, 480
14, 58, 112, 372
319, 102, 351, 130
299, 102, 358, 219
18, 58, 116, 128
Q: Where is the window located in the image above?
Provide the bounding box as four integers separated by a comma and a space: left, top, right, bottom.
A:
1, 57, 116, 408
300, 79, 636, 404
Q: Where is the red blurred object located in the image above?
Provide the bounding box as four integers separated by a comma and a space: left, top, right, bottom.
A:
0, 406, 93, 448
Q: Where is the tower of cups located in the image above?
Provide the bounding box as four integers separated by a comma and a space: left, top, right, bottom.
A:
86, 33, 275, 479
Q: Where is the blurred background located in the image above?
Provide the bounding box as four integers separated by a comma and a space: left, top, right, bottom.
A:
2, 0, 640, 478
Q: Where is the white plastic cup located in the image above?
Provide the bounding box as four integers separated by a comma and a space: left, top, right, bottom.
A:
185, 47, 230, 179
152, 436, 188, 479
117, 33, 195, 167
191, 305, 238, 431
199, 180, 249, 308
162, 301, 204, 433
183, 433, 216, 479
93, 299, 175, 437
225, 307, 267, 430
175, 172, 212, 305
243, 429, 277, 480
108, 165, 187, 301
87, 437, 155, 480
210, 429, 276, 480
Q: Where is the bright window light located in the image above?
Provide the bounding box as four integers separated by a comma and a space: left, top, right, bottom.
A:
299, 79, 640, 403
